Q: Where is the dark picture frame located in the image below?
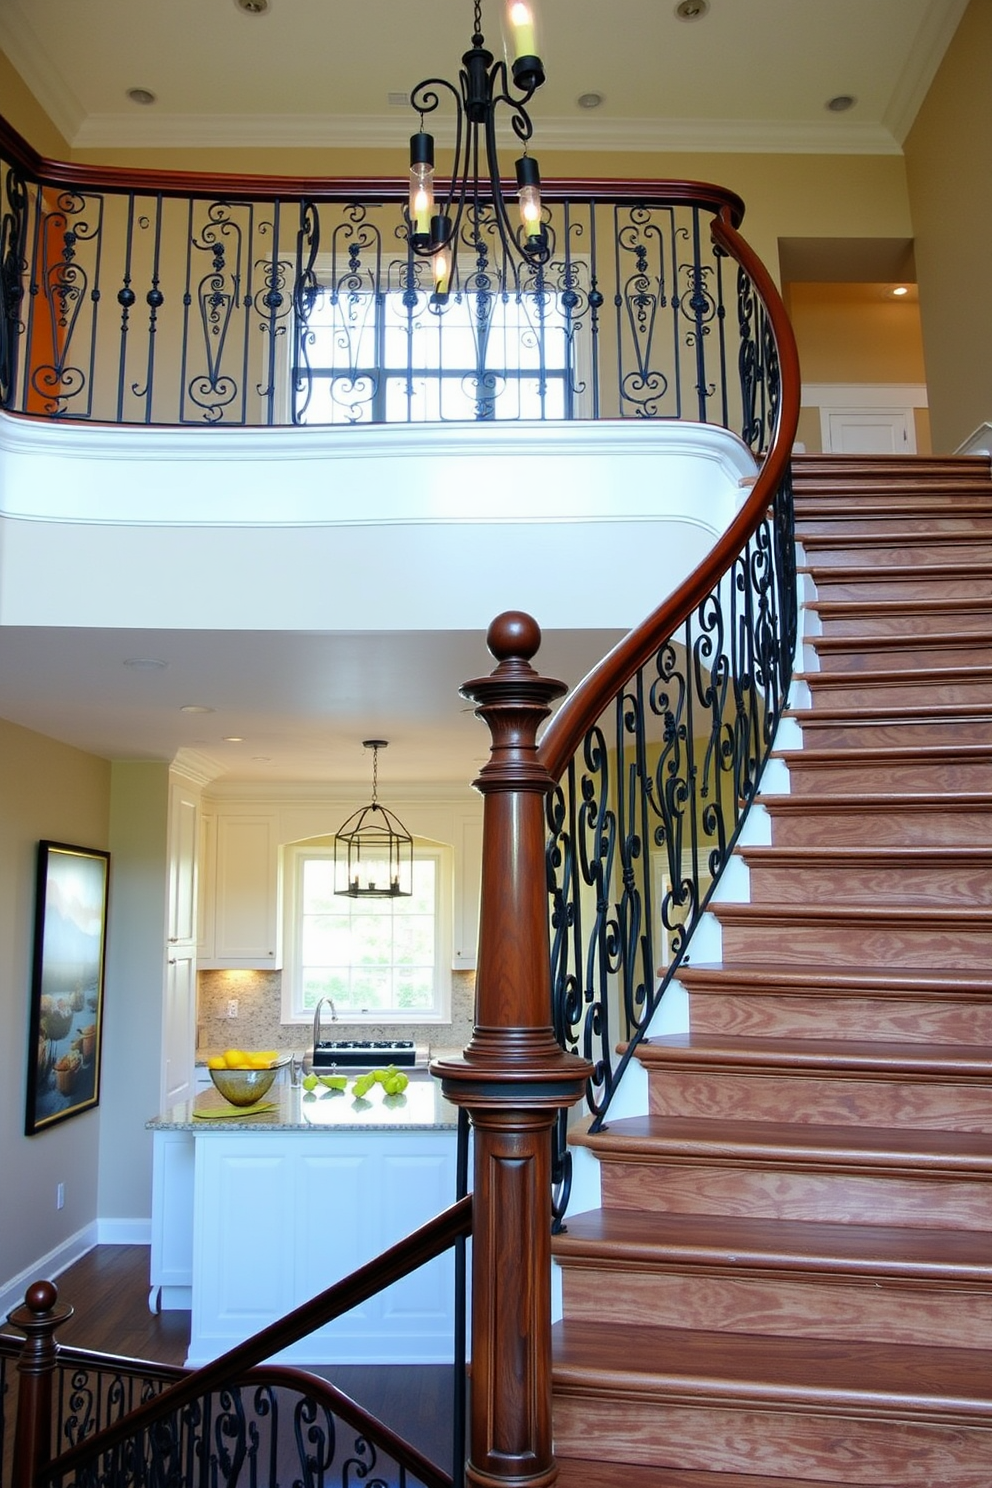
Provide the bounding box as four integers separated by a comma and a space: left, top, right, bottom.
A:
25, 841, 111, 1135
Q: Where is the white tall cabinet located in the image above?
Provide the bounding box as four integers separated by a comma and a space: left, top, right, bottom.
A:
162, 773, 201, 1110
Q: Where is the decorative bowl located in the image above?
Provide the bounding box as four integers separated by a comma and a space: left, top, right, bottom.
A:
208, 1064, 280, 1107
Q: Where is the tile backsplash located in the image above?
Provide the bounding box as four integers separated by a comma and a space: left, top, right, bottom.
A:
198, 967, 476, 1058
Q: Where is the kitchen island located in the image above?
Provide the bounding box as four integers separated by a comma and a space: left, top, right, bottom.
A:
147, 1073, 462, 1367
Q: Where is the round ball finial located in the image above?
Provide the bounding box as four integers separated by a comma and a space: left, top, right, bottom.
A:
25, 1280, 58, 1314
487, 611, 541, 664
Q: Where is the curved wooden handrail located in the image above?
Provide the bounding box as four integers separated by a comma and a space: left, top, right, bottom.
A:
539, 202, 800, 781
0, 113, 744, 222
38, 1194, 471, 1484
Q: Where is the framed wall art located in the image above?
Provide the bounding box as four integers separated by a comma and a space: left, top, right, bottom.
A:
25, 841, 111, 1135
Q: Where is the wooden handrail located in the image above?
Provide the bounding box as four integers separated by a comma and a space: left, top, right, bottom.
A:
32, 1195, 471, 1484
0, 112, 744, 220
538, 202, 800, 781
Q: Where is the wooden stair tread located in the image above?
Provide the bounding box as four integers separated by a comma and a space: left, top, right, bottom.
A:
678, 962, 992, 998
637, 1031, 992, 1079
553, 1318, 992, 1418
574, 1114, 992, 1172
553, 1207, 992, 1283
785, 702, 992, 723
761, 791, 992, 811
797, 560, 992, 580
798, 662, 992, 684
740, 843, 992, 863
772, 742, 992, 764
555, 1462, 884, 1488
709, 901, 992, 927
801, 530, 992, 547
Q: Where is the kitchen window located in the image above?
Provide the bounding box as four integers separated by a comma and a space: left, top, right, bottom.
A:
281, 842, 452, 1024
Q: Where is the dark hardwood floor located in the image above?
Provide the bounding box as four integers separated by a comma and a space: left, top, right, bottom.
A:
19, 1244, 458, 1470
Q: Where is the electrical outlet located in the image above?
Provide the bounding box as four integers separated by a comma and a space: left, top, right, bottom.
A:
56, 1182, 65, 1210
227, 998, 239, 1019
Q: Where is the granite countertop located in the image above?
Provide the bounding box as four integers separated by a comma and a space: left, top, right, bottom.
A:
147, 1069, 459, 1133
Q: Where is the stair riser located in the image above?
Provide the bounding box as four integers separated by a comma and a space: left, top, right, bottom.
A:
795, 720, 992, 749
783, 761, 992, 793
805, 677, 992, 708
766, 808, 992, 847
806, 575, 992, 601
744, 862, 992, 906
552, 1394, 992, 1485
648, 1072, 992, 1132
599, 1162, 992, 1229
807, 644, 991, 671
560, 1268, 992, 1349
688, 994, 992, 1045
810, 612, 992, 638
715, 920, 991, 970
802, 542, 992, 567
799, 516, 992, 537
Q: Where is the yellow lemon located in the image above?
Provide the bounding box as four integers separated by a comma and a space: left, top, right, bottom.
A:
224, 1048, 248, 1067
207, 1055, 226, 1070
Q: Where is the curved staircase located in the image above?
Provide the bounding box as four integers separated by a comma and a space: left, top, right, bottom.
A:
551, 454, 992, 1486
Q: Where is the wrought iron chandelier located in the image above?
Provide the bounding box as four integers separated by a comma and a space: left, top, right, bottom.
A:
334, 741, 414, 899
406, 0, 550, 292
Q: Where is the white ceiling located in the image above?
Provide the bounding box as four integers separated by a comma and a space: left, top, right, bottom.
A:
0, 0, 968, 789
0, 0, 967, 156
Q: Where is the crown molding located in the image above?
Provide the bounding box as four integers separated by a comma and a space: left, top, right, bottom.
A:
70, 109, 904, 157
884, 0, 968, 144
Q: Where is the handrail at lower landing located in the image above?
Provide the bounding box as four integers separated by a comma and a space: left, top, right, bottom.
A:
26, 1194, 472, 1487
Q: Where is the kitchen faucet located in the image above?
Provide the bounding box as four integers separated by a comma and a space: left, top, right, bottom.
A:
311, 995, 338, 1057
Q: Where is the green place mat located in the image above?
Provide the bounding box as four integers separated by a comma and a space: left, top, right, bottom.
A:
193, 1101, 279, 1120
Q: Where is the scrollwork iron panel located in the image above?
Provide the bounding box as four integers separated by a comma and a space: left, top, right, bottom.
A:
0, 137, 775, 438
40, 1369, 448, 1488
547, 474, 796, 1227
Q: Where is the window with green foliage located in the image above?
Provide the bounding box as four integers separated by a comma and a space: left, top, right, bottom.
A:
282, 844, 451, 1023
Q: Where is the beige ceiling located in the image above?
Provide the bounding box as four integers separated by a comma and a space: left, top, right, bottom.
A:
0, 0, 968, 157
0, 0, 969, 789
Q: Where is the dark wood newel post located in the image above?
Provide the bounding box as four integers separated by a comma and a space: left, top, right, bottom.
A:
433, 611, 593, 1488
8, 1280, 73, 1488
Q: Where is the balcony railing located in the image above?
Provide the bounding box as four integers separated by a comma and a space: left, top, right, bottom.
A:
0, 117, 782, 447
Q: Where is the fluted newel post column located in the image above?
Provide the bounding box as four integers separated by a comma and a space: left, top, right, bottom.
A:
433, 612, 592, 1488
8, 1280, 73, 1488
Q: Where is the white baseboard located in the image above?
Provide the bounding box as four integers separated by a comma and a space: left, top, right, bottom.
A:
1, 1221, 151, 1323
0, 1223, 98, 1321
98, 1218, 152, 1246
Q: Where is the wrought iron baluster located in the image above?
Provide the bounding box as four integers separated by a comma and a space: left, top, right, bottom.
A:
0, 160, 27, 410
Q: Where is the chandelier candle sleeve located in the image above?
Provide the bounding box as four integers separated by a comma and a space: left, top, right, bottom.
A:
409, 132, 435, 238
515, 154, 544, 241
506, 1, 537, 60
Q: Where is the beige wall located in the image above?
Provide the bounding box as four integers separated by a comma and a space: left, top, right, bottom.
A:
905, 0, 992, 453
0, 718, 109, 1293
0, 49, 70, 157
785, 283, 926, 386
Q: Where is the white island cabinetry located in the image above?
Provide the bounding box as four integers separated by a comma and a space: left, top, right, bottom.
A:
148, 1076, 460, 1366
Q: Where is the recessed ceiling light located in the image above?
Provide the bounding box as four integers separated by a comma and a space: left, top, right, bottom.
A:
891, 285, 909, 297
826, 94, 857, 112
180, 704, 215, 714
126, 88, 156, 106
223, 736, 245, 743
235, 0, 268, 12
251, 755, 272, 763
577, 92, 604, 110
675, 0, 709, 19
123, 656, 167, 670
